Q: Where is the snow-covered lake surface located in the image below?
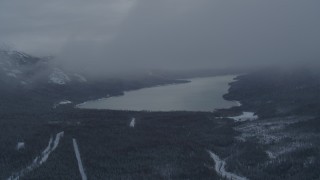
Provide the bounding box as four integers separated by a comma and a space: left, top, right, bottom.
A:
78, 75, 238, 111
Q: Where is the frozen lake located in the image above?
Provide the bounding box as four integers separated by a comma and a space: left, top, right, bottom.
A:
77, 75, 239, 112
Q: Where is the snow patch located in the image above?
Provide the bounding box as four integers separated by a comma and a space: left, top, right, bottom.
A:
235, 116, 311, 145
16, 142, 25, 150
266, 151, 276, 159
49, 68, 70, 85
235, 116, 315, 161
229, 112, 258, 122
234, 101, 242, 106
130, 118, 136, 128
53, 100, 72, 108
208, 150, 248, 180
59, 100, 72, 105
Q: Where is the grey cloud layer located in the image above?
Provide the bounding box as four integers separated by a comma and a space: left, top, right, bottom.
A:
1, 0, 320, 73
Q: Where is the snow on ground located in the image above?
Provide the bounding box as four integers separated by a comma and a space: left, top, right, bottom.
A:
235, 116, 311, 145
265, 151, 276, 159
208, 150, 248, 180
73, 139, 87, 180
16, 142, 25, 150
39, 132, 64, 164
59, 100, 72, 104
268, 142, 314, 158
76, 95, 111, 109
48, 68, 70, 85
53, 100, 73, 108
229, 112, 258, 122
130, 118, 135, 128
235, 116, 317, 160
8, 132, 64, 180
234, 101, 242, 106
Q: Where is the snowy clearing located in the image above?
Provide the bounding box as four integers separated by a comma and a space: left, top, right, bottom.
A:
266, 151, 276, 159
234, 101, 242, 106
73, 139, 87, 180
228, 112, 258, 122
235, 116, 311, 145
58, 100, 72, 105
16, 142, 25, 150
8, 132, 64, 180
130, 118, 135, 128
235, 116, 316, 160
208, 150, 248, 180
53, 100, 73, 108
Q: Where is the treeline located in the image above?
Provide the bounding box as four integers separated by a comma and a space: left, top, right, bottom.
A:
224, 67, 320, 118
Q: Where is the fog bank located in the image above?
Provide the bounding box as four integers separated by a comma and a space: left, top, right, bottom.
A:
1, 0, 320, 75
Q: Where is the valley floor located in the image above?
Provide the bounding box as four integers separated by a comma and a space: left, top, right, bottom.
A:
0, 110, 236, 179
2, 68, 320, 179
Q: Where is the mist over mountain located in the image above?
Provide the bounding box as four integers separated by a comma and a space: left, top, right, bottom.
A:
2, 1, 320, 179
1, 0, 320, 76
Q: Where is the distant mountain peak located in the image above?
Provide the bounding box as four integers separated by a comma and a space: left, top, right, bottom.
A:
0, 48, 88, 87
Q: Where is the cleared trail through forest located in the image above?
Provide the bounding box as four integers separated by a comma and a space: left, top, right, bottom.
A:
8, 132, 64, 180
73, 138, 87, 180
208, 150, 248, 180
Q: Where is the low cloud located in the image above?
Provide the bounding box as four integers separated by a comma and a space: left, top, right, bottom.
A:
1, 0, 320, 75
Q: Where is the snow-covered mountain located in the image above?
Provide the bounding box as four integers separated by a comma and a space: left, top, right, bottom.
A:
0, 48, 198, 112
0, 49, 88, 87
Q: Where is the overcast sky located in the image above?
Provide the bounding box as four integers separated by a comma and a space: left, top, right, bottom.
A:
1, 0, 320, 73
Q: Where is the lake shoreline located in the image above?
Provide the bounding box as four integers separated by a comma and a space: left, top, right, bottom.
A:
77, 75, 240, 112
